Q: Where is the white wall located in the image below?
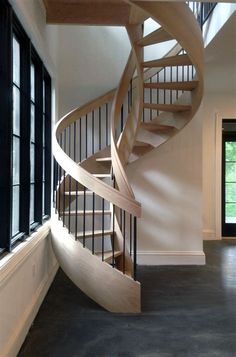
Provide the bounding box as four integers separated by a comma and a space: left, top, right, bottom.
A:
202, 12, 236, 239
57, 25, 131, 117
0, 1, 59, 356
127, 107, 204, 265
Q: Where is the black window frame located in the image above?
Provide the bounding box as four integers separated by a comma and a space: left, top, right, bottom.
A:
0, 0, 52, 255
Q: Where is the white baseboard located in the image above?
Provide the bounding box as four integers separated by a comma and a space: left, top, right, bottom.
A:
137, 250, 206, 265
1, 262, 59, 357
202, 229, 217, 240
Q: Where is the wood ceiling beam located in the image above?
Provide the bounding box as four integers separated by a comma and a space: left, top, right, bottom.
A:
43, 1, 132, 26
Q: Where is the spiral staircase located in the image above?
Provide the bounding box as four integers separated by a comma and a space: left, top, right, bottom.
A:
49, 1, 204, 313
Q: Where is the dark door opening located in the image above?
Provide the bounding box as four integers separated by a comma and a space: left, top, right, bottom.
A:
222, 120, 236, 236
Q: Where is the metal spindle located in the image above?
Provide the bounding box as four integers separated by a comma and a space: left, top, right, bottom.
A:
130, 214, 132, 256
92, 192, 95, 254
74, 121, 78, 240
149, 77, 152, 121
62, 130, 66, 226
68, 125, 71, 233
99, 107, 101, 150
92, 110, 95, 155
106, 103, 108, 146
85, 114, 88, 158
102, 198, 105, 261
133, 216, 137, 280
123, 211, 126, 274
79, 119, 82, 162
83, 186, 86, 247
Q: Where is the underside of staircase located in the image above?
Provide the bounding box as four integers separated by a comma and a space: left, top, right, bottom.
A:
49, 1, 204, 312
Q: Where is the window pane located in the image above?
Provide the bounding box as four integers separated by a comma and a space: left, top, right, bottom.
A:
226, 162, 236, 183
13, 36, 20, 86
226, 183, 236, 203
226, 142, 236, 162
226, 204, 236, 223
42, 147, 45, 181
13, 136, 20, 185
12, 186, 20, 236
31, 104, 35, 142
30, 184, 35, 224
13, 86, 20, 136
43, 113, 45, 146
30, 144, 35, 182
31, 64, 35, 102
42, 182, 45, 216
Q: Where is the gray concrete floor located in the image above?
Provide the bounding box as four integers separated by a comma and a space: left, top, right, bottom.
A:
19, 240, 236, 357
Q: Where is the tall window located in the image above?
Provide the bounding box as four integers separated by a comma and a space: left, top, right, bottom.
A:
12, 36, 21, 239
222, 120, 236, 236
0, 1, 52, 255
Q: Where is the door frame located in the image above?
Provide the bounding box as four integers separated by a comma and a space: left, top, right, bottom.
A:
215, 114, 236, 239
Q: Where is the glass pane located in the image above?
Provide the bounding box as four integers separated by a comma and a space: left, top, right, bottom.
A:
13, 36, 20, 86
13, 86, 20, 136
30, 144, 35, 182
31, 104, 35, 142
226, 183, 236, 203
42, 114, 45, 146
12, 185, 20, 236
226, 204, 236, 223
31, 64, 35, 102
226, 142, 236, 162
42, 182, 45, 216
12, 136, 20, 185
42, 147, 45, 180
226, 162, 236, 183
30, 184, 35, 224
43, 80, 45, 113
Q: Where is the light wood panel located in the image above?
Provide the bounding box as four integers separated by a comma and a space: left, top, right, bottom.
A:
144, 80, 199, 90
51, 215, 141, 313
140, 122, 175, 133
137, 27, 173, 47
143, 103, 192, 112
142, 54, 192, 68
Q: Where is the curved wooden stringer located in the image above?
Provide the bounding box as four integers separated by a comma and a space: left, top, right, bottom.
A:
51, 1, 204, 313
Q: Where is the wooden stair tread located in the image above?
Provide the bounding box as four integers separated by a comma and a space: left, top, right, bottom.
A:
143, 103, 191, 112
77, 230, 113, 239
144, 80, 198, 90
137, 27, 173, 47
93, 173, 111, 178
96, 157, 112, 162
64, 191, 93, 196
142, 54, 192, 68
96, 250, 122, 262
134, 140, 153, 148
140, 122, 175, 132
63, 210, 111, 216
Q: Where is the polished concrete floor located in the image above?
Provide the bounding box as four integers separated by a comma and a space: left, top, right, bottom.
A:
19, 240, 236, 357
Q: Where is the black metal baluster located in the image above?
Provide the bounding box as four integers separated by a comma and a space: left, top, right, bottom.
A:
85, 114, 88, 159
133, 216, 137, 280
150, 77, 152, 121
62, 129, 66, 227
164, 67, 166, 104
123, 211, 126, 274
106, 103, 108, 146
68, 125, 71, 233
130, 214, 132, 256
99, 107, 101, 150
102, 198, 105, 261
83, 186, 86, 247
79, 119, 82, 162
58, 134, 62, 219
92, 192, 95, 254
170, 66, 173, 104
74, 121, 78, 240
156, 73, 159, 117
121, 104, 124, 132
92, 110, 95, 155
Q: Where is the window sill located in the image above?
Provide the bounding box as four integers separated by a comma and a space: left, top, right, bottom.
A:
0, 221, 51, 288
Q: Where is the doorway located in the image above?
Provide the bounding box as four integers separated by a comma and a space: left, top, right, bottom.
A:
222, 120, 236, 236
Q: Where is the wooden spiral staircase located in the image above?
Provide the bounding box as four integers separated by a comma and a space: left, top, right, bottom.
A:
50, 1, 204, 313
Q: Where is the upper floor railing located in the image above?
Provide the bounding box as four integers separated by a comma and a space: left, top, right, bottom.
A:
188, 2, 217, 28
